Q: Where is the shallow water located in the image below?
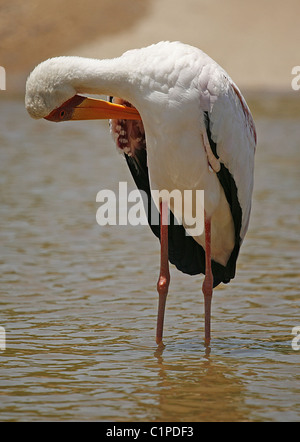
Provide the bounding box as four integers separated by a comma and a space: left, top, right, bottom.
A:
0, 99, 299, 422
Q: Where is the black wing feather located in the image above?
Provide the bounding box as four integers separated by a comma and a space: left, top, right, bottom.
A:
110, 99, 242, 287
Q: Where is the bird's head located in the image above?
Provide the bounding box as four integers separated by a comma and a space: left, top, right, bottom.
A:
25, 57, 77, 119
25, 57, 141, 122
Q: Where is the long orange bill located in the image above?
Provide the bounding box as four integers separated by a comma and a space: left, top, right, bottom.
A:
45, 95, 141, 122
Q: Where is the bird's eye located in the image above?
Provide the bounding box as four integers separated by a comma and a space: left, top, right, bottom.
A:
60, 110, 65, 119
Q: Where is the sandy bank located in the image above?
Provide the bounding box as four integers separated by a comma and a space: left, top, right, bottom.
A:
1, 0, 299, 95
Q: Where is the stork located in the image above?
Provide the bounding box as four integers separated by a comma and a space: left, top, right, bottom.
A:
25, 41, 256, 345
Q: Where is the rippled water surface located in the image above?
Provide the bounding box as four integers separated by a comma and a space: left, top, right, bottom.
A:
0, 99, 299, 421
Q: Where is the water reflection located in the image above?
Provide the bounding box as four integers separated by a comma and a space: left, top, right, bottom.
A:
152, 345, 247, 422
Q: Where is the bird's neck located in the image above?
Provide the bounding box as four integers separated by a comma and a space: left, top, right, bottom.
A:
63, 56, 137, 102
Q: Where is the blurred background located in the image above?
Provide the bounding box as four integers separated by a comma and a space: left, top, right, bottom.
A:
0, 0, 299, 422
1, 0, 300, 98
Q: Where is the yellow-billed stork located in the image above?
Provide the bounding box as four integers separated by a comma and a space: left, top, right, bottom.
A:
25, 41, 256, 345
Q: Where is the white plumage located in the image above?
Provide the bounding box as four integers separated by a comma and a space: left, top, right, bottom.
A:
25, 41, 256, 344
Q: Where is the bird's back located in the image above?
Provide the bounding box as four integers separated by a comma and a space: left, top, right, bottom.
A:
108, 42, 256, 287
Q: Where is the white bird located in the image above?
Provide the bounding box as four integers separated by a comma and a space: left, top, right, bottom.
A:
25, 41, 256, 345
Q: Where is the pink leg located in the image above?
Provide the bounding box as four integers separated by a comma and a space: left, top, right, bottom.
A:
156, 201, 170, 345
202, 211, 213, 344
